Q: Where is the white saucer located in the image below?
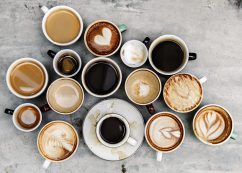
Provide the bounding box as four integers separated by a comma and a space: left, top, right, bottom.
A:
82, 98, 145, 161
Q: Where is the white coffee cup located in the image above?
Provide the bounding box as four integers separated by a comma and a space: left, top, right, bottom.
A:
4, 103, 42, 132
149, 35, 197, 75
47, 49, 82, 77
96, 113, 137, 148
6, 58, 49, 99
40, 5, 83, 46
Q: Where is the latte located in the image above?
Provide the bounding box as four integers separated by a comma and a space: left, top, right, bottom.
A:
37, 121, 78, 161
85, 21, 121, 56
163, 74, 203, 112
193, 105, 233, 145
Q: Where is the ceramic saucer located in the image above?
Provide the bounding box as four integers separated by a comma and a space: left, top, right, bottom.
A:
82, 98, 144, 161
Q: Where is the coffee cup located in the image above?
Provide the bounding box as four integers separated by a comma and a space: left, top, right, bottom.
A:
4, 103, 42, 132
84, 20, 127, 56
125, 68, 161, 114
145, 112, 185, 161
163, 73, 207, 113
193, 104, 237, 146
41, 78, 84, 115
47, 49, 82, 77
120, 37, 150, 68
81, 57, 122, 98
96, 113, 137, 148
149, 35, 197, 75
6, 58, 49, 99
37, 121, 79, 169
41, 5, 83, 46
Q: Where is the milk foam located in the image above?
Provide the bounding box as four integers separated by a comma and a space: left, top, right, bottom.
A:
132, 80, 150, 97
94, 28, 112, 46
122, 42, 145, 65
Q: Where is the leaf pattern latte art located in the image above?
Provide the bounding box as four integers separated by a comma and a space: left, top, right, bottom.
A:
159, 127, 181, 139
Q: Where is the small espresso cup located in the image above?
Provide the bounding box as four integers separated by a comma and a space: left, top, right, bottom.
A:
6, 58, 49, 99
81, 57, 122, 98
37, 121, 79, 169
193, 104, 237, 146
41, 5, 83, 46
145, 112, 185, 161
47, 49, 82, 77
4, 103, 42, 132
96, 113, 137, 148
149, 35, 197, 75
125, 68, 162, 114
84, 20, 127, 56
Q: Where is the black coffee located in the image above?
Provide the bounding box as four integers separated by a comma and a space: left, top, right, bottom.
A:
85, 61, 119, 95
57, 55, 79, 75
151, 41, 184, 72
100, 117, 126, 144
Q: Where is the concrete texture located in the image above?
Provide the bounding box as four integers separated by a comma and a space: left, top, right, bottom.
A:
0, 0, 242, 172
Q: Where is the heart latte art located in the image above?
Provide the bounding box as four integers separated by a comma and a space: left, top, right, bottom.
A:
94, 28, 112, 46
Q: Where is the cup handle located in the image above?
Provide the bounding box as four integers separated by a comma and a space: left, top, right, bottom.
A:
43, 159, 51, 169
156, 151, 163, 161
199, 76, 207, 84
127, 137, 137, 146
230, 131, 238, 140
146, 104, 155, 114
40, 104, 51, 112
4, 109, 14, 115
189, 53, 197, 60
40, 6, 49, 14
47, 50, 57, 59
118, 24, 127, 33
142, 37, 150, 46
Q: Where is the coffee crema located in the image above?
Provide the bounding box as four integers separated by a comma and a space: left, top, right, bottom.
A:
146, 113, 184, 151
38, 122, 78, 161
194, 106, 232, 144
86, 21, 120, 55
46, 9, 80, 43
57, 54, 79, 75
125, 69, 160, 104
10, 61, 45, 96
17, 106, 40, 129
163, 74, 202, 112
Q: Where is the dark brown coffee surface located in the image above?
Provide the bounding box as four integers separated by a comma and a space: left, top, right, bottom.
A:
57, 55, 79, 75
17, 106, 40, 129
86, 22, 120, 55
152, 41, 184, 72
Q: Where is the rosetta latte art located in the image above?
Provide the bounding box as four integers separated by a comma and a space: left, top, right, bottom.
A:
159, 127, 181, 139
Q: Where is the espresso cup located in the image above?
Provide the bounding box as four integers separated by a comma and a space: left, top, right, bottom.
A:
42, 78, 84, 115
81, 57, 122, 98
47, 49, 82, 77
163, 73, 207, 113
149, 35, 197, 75
125, 68, 162, 114
96, 113, 137, 148
37, 121, 79, 169
84, 20, 127, 56
193, 104, 237, 146
41, 5, 83, 46
6, 58, 49, 99
4, 103, 42, 132
145, 112, 185, 161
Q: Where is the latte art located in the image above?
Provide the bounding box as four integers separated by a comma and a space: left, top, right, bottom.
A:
94, 28, 112, 46
132, 80, 150, 97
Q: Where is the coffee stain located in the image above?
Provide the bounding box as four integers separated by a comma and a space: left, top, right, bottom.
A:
111, 149, 127, 160
88, 110, 102, 126
129, 121, 138, 129
106, 101, 115, 114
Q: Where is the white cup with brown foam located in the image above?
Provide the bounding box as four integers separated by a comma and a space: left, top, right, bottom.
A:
163, 73, 207, 113
37, 121, 79, 169
193, 104, 237, 146
41, 5, 83, 46
145, 112, 185, 161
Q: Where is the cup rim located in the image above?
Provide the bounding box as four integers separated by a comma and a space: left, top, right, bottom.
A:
163, 73, 204, 113
125, 68, 162, 105
12, 103, 42, 132
46, 78, 85, 115
192, 104, 234, 146
145, 111, 185, 153
84, 20, 122, 57
37, 120, 79, 163
52, 49, 82, 78
96, 113, 130, 148
148, 35, 189, 75
81, 57, 122, 98
42, 5, 83, 46
6, 58, 49, 99
120, 40, 148, 68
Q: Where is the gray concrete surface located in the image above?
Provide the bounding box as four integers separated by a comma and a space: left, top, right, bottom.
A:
0, 0, 242, 172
